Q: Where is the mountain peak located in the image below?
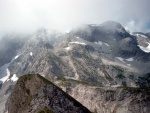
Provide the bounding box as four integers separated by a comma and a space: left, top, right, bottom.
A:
100, 21, 126, 32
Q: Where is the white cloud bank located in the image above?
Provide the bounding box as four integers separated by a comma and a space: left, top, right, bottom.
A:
0, 0, 150, 34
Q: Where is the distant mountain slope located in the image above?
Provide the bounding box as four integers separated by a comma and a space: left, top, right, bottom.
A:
0, 21, 150, 113
7, 74, 91, 113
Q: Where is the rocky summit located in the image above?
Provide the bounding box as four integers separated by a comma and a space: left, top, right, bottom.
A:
7, 74, 91, 113
0, 21, 150, 113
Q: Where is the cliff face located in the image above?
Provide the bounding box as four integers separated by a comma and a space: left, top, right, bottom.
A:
7, 74, 91, 113
58, 83, 150, 113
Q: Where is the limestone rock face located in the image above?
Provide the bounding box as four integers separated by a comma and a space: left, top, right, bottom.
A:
65, 84, 150, 113
7, 74, 91, 113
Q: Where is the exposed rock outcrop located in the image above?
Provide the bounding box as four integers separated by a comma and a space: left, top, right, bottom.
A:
70, 85, 150, 113
7, 74, 91, 113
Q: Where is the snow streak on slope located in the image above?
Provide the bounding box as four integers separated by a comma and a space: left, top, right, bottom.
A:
64, 47, 71, 51
126, 57, 134, 61
70, 42, 86, 45
95, 41, 109, 46
138, 43, 150, 53
104, 42, 109, 46
11, 74, 18, 82
0, 53, 22, 83
14, 55, 19, 59
95, 41, 102, 45
30, 52, 33, 56
0, 69, 10, 83
116, 57, 131, 66
116, 57, 126, 63
136, 34, 148, 38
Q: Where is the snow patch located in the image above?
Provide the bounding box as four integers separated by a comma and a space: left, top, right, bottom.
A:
116, 57, 131, 66
116, 57, 126, 63
136, 34, 148, 38
95, 41, 109, 46
70, 41, 86, 45
14, 55, 19, 59
76, 37, 79, 39
30, 52, 33, 56
11, 74, 18, 82
64, 47, 71, 51
126, 57, 134, 61
95, 41, 102, 45
0, 69, 10, 83
104, 42, 109, 46
138, 43, 150, 53
12, 54, 21, 61
127, 64, 131, 66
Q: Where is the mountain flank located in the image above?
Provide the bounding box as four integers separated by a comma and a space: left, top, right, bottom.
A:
0, 21, 150, 113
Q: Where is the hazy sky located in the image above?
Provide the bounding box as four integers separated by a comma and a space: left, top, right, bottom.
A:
0, 0, 150, 33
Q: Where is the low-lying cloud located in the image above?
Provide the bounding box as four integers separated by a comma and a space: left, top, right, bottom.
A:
0, 0, 150, 34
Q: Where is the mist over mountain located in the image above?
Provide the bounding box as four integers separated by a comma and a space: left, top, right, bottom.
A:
0, 21, 149, 113
0, 0, 150, 35
0, 0, 150, 113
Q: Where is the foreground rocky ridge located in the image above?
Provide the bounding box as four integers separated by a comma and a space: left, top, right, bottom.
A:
7, 74, 91, 113
7, 74, 150, 113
